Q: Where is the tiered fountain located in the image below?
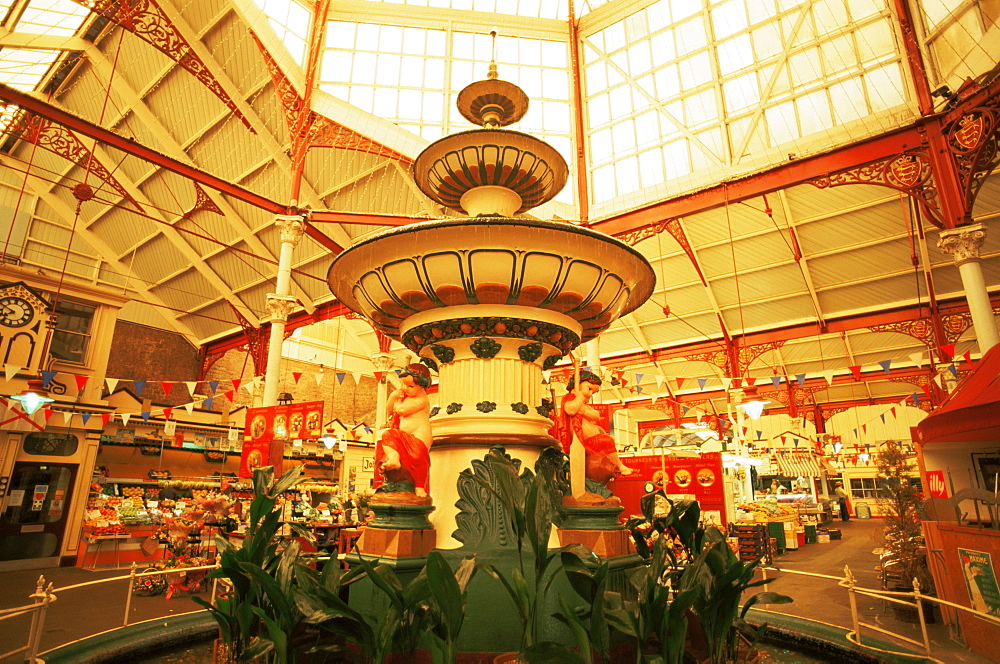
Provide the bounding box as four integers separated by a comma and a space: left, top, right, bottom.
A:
328, 57, 655, 552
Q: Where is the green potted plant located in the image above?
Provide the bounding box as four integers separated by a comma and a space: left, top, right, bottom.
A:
193, 465, 307, 663
875, 440, 935, 621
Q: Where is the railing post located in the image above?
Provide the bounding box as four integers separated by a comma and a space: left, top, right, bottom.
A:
122, 562, 138, 627
913, 577, 932, 659
24, 576, 54, 663
845, 566, 862, 645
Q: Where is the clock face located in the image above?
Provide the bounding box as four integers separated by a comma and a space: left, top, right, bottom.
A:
0, 296, 34, 327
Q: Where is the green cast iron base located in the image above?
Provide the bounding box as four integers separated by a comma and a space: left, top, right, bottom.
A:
367, 500, 435, 530
560, 503, 625, 530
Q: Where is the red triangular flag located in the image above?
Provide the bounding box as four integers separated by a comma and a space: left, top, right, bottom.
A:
732, 377, 743, 389
862, 424, 867, 434
74, 374, 88, 391
963, 350, 972, 365
101, 413, 111, 426
742, 426, 748, 436
848, 365, 862, 380
231, 379, 242, 391
224, 389, 235, 401
374, 371, 384, 382
163, 407, 173, 420
922, 383, 931, 397
43, 408, 55, 421
939, 343, 955, 360
160, 381, 173, 397
675, 376, 685, 390
891, 406, 897, 418
745, 376, 757, 387
292, 372, 303, 384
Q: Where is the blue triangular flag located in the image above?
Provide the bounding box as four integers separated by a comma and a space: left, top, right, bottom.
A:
40, 370, 56, 387
394, 369, 402, 376
634, 373, 644, 384
880, 413, 886, 423
208, 380, 219, 393
204, 396, 213, 410
795, 373, 806, 386
697, 377, 708, 390
948, 364, 958, 378
636, 385, 643, 394
142, 411, 151, 423
682, 405, 689, 414
81, 412, 92, 425
770, 375, 781, 388
364, 425, 372, 433
911, 392, 920, 405
134, 379, 146, 396
878, 359, 892, 373
336, 372, 346, 384
852, 428, 858, 438
756, 430, 763, 440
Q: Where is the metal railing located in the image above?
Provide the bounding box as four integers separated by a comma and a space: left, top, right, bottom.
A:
0, 562, 219, 664
756, 563, 1000, 663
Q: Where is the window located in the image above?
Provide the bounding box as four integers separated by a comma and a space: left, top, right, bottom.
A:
849, 477, 881, 499
22, 433, 79, 457
49, 300, 95, 364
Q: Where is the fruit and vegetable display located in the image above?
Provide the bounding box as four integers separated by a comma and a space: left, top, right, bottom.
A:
735, 501, 798, 520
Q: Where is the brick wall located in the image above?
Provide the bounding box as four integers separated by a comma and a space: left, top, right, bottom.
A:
106, 322, 200, 406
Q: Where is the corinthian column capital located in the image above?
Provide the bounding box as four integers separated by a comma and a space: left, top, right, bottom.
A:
274, 213, 307, 247
266, 293, 298, 322
937, 223, 987, 266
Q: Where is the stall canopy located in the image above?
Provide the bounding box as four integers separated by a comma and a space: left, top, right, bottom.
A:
775, 453, 827, 477
917, 344, 1000, 446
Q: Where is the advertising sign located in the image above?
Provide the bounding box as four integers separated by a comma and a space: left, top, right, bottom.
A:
616, 453, 727, 524
959, 548, 1000, 616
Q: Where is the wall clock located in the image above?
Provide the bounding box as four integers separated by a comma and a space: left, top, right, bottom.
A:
0, 295, 35, 327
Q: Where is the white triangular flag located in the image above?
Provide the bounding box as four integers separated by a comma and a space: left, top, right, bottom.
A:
908, 352, 924, 368
4, 363, 20, 382
184, 401, 195, 415
314, 371, 325, 386
655, 373, 664, 388
106, 377, 119, 392
933, 373, 943, 388
821, 370, 835, 386
721, 377, 732, 390
121, 413, 131, 426
650, 394, 659, 405
542, 370, 552, 382
351, 371, 362, 385
62, 410, 73, 424
184, 381, 198, 395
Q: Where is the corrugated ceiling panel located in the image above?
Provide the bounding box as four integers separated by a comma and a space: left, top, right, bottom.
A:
720, 294, 817, 332
638, 312, 724, 347
696, 231, 796, 276
783, 182, 893, 220
206, 242, 275, 290
817, 273, 921, 316
233, 159, 288, 209
711, 263, 808, 305
180, 299, 236, 341
150, 267, 220, 313
205, 13, 272, 97
88, 205, 158, 256
808, 238, 915, 288
127, 234, 187, 285
649, 253, 703, 289
682, 204, 776, 246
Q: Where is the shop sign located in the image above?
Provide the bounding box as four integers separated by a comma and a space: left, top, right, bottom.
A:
959, 548, 1000, 616
927, 470, 948, 498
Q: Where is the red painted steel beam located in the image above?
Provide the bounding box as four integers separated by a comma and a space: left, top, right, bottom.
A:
597, 294, 997, 370
202, 300, 352, 356
591, 126, 926, 237
0, 83, 286, 214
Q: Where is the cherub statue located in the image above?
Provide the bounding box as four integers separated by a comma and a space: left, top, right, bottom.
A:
560, 355, 632, 501
375, 363, 433, 497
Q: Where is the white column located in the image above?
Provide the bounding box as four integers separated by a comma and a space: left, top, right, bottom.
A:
371, 352, 395, 433
262, 214, 306, 406
937, 223, 999, 352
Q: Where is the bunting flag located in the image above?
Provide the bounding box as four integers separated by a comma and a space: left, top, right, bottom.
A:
101, 412, 111, 426
963, 350, 973, 365
821, 370, 835, 386
879, 413, 886, 424
81, 412, 92, 425
852, 428, 858, 438
721, 377, 732, 390
204, 397, 213, 410
134, 379, 146, 396
43, 408, 54, 421
848, 365, 862, 380
209, 380, 219, 393
770, 375, 782, 388
636, 385, 643, 394
231, 379, 242, 391
654, 373, 664, 388
121, 413, 131, 426
314, 371, 325, 385
862, 424, 867, 434
184, 381, 198, 395
947, 364, 958, 378
878, 359, 892, 374
795, 373, 806, 386
745, 376, 757, 388
141, 411, 150, 423
160, 381, 173, 397
922, 383, 932, 397
650, 394, 658, 405
4, 364, 19, 382
223, 390, 234, 401
756, 430, 763, 440
633, 372, 644, 385
890, 406, 897, 418
351, 371, 362, 385
698, 377, 708, 390
909, 352, 924, 368
184, 401, 195, 414
682, 404, 689, 414
910, 392, 920, 405
292, 372, 303, 383
163, 407, 173, 420
336, 372, 346, 385
74, 374, 89, 392
933, 373, 943, 388
62, 410, 73, 424
41, 370, 56, 387
939, 343, 955, 360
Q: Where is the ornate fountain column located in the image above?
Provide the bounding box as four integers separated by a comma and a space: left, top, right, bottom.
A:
937, 223, 999, 351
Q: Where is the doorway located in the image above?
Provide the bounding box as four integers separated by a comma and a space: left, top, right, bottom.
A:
0, 461, 77, 569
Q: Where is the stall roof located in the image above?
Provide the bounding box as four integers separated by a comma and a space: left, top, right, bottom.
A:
917, 345, 1000, 446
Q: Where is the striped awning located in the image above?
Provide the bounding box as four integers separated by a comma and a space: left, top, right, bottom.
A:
775, 453, 825, 477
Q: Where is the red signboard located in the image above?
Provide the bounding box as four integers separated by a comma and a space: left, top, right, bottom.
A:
240, 401, 325, 477
615, 453, 727, 526
926, 469, 948, 498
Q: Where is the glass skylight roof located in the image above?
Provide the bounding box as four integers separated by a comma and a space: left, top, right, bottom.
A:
0, 0, 90, 93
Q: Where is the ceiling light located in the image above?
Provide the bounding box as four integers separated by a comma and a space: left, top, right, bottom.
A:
736, 398, 769, 420
9, 378, 54, 415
